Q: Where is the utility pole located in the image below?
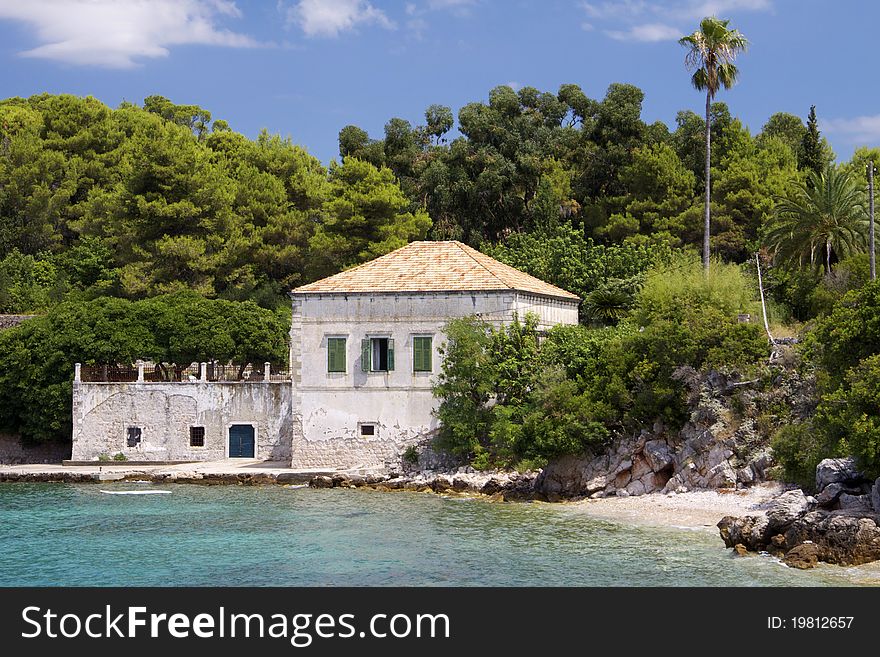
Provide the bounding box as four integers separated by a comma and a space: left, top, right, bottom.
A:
869, 161, 876, 281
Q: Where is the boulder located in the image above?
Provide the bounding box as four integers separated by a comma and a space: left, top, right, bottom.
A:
815, 482, 846, 508
630, 456, 653, 481
625, 479, 646, 496
838, 493, 873, 512
815, 457, 863, 491
766, 489, 810, 534
643, 440, 674, 472
784, 513, 880, 566
480, 478, 506, 496
718, 514, 770, 551
783, 542, 819, 569
309, 475, 334, 488
431, 475, 452, 493
736, 466, 755, 485
638, 472, 662, 494
613, 469, 632, 490
583, 475, 607, 495
276, 472, 314, 485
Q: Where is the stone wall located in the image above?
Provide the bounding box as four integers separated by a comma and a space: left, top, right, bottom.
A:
72, 381, 292, 462
0, 434, 70, 464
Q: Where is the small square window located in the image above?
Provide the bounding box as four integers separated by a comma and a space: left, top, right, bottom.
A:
126, 427, 142, 448
360, 423, 376, 437
190, 426, 205, 447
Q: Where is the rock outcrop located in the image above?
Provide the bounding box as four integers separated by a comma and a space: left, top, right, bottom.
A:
535, 367, 810, 499
308, 468, 541, 501
718, 458, 880, 567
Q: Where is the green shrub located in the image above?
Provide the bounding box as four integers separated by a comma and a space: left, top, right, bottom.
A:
402, 445, 419, 465
803, 281, 880, 384
633, 254, 760, 326
814, 354, 880, 479
770, 422, 837, 490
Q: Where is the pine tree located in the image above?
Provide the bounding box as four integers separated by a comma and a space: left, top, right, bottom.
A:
799, 105, 823, 178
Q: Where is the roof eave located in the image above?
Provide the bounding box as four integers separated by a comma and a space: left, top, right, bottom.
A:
289, 288, 580, 302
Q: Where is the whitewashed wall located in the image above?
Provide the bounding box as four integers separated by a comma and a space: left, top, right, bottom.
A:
72, 382, 292, 462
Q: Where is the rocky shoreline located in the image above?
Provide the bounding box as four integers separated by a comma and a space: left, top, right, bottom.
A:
0, 465, 542, 499
718, 458, 880, 568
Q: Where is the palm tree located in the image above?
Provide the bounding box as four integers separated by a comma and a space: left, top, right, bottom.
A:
766, 166, 868, 274
679, 17, 748, 271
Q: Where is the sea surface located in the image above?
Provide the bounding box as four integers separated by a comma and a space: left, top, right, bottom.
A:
1, 482, 878, 587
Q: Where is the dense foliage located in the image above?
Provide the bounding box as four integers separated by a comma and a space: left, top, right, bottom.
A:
772, 282, 880, 485
0, 292, 288, 443
0, 94, 429, 311
434, 258, 768, 469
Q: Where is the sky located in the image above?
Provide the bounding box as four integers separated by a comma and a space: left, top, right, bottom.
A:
0, 0, 877, 164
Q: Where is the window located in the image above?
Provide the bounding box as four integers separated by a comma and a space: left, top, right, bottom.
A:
360, 423, 376, 437
413, 336, 432, 372
361, 337, 395, 372
126, 427, 142, 448
190, 426, 205, 447
327, 337, 347, 372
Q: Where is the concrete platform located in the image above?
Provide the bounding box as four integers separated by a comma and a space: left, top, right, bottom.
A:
0, 459, 361, 484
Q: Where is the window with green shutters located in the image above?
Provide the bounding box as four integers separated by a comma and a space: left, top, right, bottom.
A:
327, 337, 346, 372
413, 336, 432, 372
362, 337, 394, 372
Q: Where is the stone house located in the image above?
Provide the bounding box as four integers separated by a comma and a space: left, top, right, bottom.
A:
71, 241, 579, 469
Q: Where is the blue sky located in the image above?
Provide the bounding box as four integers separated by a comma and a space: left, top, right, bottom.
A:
0, 0, 877, 164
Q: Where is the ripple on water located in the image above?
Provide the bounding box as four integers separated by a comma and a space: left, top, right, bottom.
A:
0, 483, 877, 587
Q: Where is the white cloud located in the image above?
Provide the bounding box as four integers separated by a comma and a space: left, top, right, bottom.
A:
579, 0, 771, 42
290, 0, 393, 38
606, 22, 682, 42
823, 115, 880, 145
0, 0, 256, 68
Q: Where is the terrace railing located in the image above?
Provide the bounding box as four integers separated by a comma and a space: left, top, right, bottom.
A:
76, 362, 290, 383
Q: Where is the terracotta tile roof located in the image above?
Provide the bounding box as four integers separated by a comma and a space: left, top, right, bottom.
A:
292, 241, 579, 300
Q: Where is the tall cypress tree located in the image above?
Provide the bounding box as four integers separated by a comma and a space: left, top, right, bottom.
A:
799, 105, 823, 178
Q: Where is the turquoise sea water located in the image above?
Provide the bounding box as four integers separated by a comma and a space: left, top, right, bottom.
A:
1, 483, 878, 587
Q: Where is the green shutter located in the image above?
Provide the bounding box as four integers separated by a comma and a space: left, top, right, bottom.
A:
414, 336, 432, 372
387, 339, 395, 371
361, 339, 371, 372
328, 338, 346, 373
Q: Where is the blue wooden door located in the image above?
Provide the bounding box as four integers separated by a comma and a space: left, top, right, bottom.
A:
228, 424, 255, 458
